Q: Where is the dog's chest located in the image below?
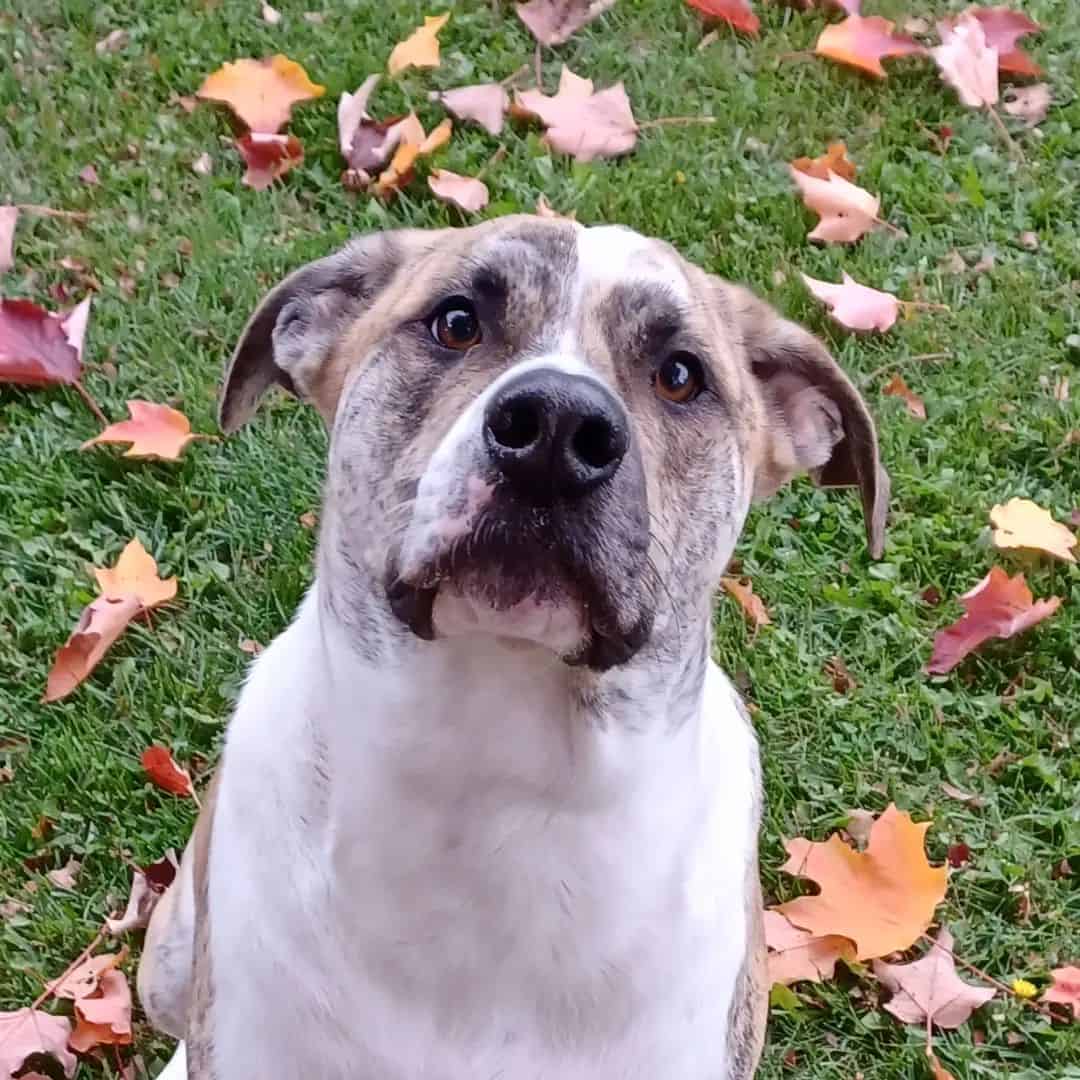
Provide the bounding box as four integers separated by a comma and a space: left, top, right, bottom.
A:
203, 620, 760, 1078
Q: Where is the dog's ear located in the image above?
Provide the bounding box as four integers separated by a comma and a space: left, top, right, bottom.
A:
220, 231, 434, 433
731, 286, 889, 559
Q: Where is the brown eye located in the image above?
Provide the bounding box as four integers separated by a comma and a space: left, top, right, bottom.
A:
431, 298, 481, 351
653, 352, 704, 404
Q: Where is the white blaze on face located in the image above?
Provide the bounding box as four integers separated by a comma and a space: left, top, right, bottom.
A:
573, 224, 692, 305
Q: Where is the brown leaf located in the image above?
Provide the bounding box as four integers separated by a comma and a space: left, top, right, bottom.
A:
763, 909, 855, 985
516, 0, 617, 45
1002, 83, 1051, 128
428, 169, 489, 213
46, 857, 82, 891
197, 55, 325, 134
873, 926, 995, 1027
433, 83, 508, 136
684, 0, 759, 35
1043, 965, 1080, 1017
0, 1009, 76, 1078
883, 374, 926, 420
925, 567, 1062, 675
927, 1051, 958, 1080
791, 142, 857, 182
387, 13, 450, 77
815, 14, 923, 79
0, 295, 91, 387
299, 510, 318, 529
941, 782, 983, 806
947, 842, 972, 868
82, 400, 199, 460
0, 204, 17, 273
535, 194, 575, 219
141, 745, 195, 798
824, 655, 856, 693
69, 969, 133, 1053
514, 66, 637, 162
776, 805, 948, 961
721, 576, 771, 629
236, 133, 304, 190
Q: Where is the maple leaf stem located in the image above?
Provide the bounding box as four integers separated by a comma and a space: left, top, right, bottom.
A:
72, 380, 109, 426
986, 105, 1023, 161
15, 203, 92, 222
637, 116, 718, 130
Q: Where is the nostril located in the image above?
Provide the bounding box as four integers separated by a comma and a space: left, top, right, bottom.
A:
489, 401, 541, 450
572, 416, 622, 471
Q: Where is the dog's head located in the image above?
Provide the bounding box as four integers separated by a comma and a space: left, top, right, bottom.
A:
223, 217, 886, 670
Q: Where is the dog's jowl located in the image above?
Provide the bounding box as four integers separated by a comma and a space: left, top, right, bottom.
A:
139, 216, 887, 1079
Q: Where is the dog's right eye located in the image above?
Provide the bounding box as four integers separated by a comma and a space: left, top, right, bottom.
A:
430, 298, 481, 351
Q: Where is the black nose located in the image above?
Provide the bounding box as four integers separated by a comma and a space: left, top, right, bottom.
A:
484, 370, 629, 502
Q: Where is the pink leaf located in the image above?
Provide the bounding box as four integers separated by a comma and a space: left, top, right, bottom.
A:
801, 272, 900, 331
433, 83, 508, 136
932, 13, 999, 108
428, 169, 490, 213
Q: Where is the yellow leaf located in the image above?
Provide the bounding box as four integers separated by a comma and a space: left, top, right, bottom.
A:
197, 54, 325, 133
990, 497, 1077, 562
388, 13, 450, 76
94, 539, 178, 609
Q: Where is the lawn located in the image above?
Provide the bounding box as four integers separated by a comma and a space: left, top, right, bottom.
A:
1, 0, 1078, 1076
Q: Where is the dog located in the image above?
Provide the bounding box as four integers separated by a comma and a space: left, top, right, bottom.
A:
138, 215, 887, 1079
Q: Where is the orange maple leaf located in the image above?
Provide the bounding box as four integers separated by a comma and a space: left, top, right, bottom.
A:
197, 55, 325, 134
791, 142, 857, 182
721, 576, 771, 630
69, 969, 132, 1053
387, 13, 450, 77
989, 498, 1076, 563
44, 540, 177, 702
141, 745, 195, 798
883, 374, 927, 420
82, 400, 199, 460
815, 14, 924, 79
775, 804, 948, 960
684, 0, 758, 35
789, 167, 881, 244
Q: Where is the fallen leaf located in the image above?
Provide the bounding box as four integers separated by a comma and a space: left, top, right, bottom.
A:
142, 745, 195, 798
1018, 230, 1039, 250
261, 2, 282, 24
236, 132, 304, 190
0, 897, 32, 919
387, 13, 450, 77
1043, 965, 1080, 1017
776, 804, 948, 961
990, 498, 1076, 562
961, 6, 1041, 76
883, 374, 926, 420
0, 204, 17, 273
763, 909, 855, 986
684, 0, 760, 35
191, 152, 213, 176
514, 65, 637, 162
338, 74, 383, 157
802, 272, 899, 331
299, 510, 318, 529
0, 295, 91, 386
369, 117, 452, 198
815, 15, 923, 79
721, 576, 771, 629
0, 1009, 76, 1078
941, 782, 982, 805
928, 1051, 958, 1080
873, 926, 995, 1027
105, 870, 157, 934
516, 0, 617, 45
904, 15, 931, 35
69, 969, 133, 1053
432, 83, 508, 136
931, 13, 998, 108
824, 655, 856, 693
789, 168, 880, 244
428, 169, 490, 213
79, 164, 100, 185
535, 193, 575, 219
95, 29, 130, 55
791, 142, 857, 182
47, 857, 81, 891
82, 400, 199, 460
419, 118, 453, 155
197, 55, 325, 134
1002, 83, 1050, 127
947, 842, 972, 867
94, 539, 178, 607
49, 952, 124, 1000
844, 808, 875, 849
925, 566, 1062, 675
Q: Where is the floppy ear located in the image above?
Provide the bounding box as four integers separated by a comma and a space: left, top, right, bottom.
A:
732, 286, 889, 559
220, 231, 431, 433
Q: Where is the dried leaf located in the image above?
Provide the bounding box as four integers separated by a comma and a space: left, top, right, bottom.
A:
845, 808, 875, 849
69, 969, 132, 1053
927, 1051, 958, 1080
46, 857, 81, 891
0, 295, 91, 386
82, 400, 199, 460
236, 132, 304, 190
0, 205, 17, 273
197, 55, 325, 133
941, 782, 982, 806
721, 576, 771, 629
0, 1009, 76, 1078
142, 745, 195, 798
95, 29, 130, 55
789, 168, 880, 244
684, 0, 760, 35
94, 539, 178, 608
776, 804, 948, 960
428, 169, 489, 213
1002, 83, 1050, 127
883, 374, 926, 420
516, 0, 617, 45
535, 194, 575, 219
433, 83, 508, 136
763, 910, 855, 986
192, 152, 213, 176
959, 6, 1041, 76
791, 142, 857, 182
925, 566, 1062, 675
815, 15, 923, 79
931, 13, 998, 108
261, 2, 282, 24
49, 951, 124, 1000
338, 74, 382, 156
824, 655, 857, 693
1043, 965, 1080, 1018
514, 65, 637, 162
387, 13, 450, 77
947, 842, 971, 867
990, 498, 1076, 562
873, 927, 995, 1027
79, 164, 100, 186
802, 272, 899, 332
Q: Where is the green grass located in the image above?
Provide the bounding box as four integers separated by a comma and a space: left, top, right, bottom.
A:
1, 0, 1078, 1076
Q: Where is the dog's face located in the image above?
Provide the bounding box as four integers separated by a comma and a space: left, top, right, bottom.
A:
222, 217, 886, 670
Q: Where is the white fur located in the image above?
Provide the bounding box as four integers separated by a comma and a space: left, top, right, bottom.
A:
575, 224, 691, 301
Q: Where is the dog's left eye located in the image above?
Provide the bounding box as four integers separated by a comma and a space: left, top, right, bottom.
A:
653, 352, 704, 404
430, 298, 481, 351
